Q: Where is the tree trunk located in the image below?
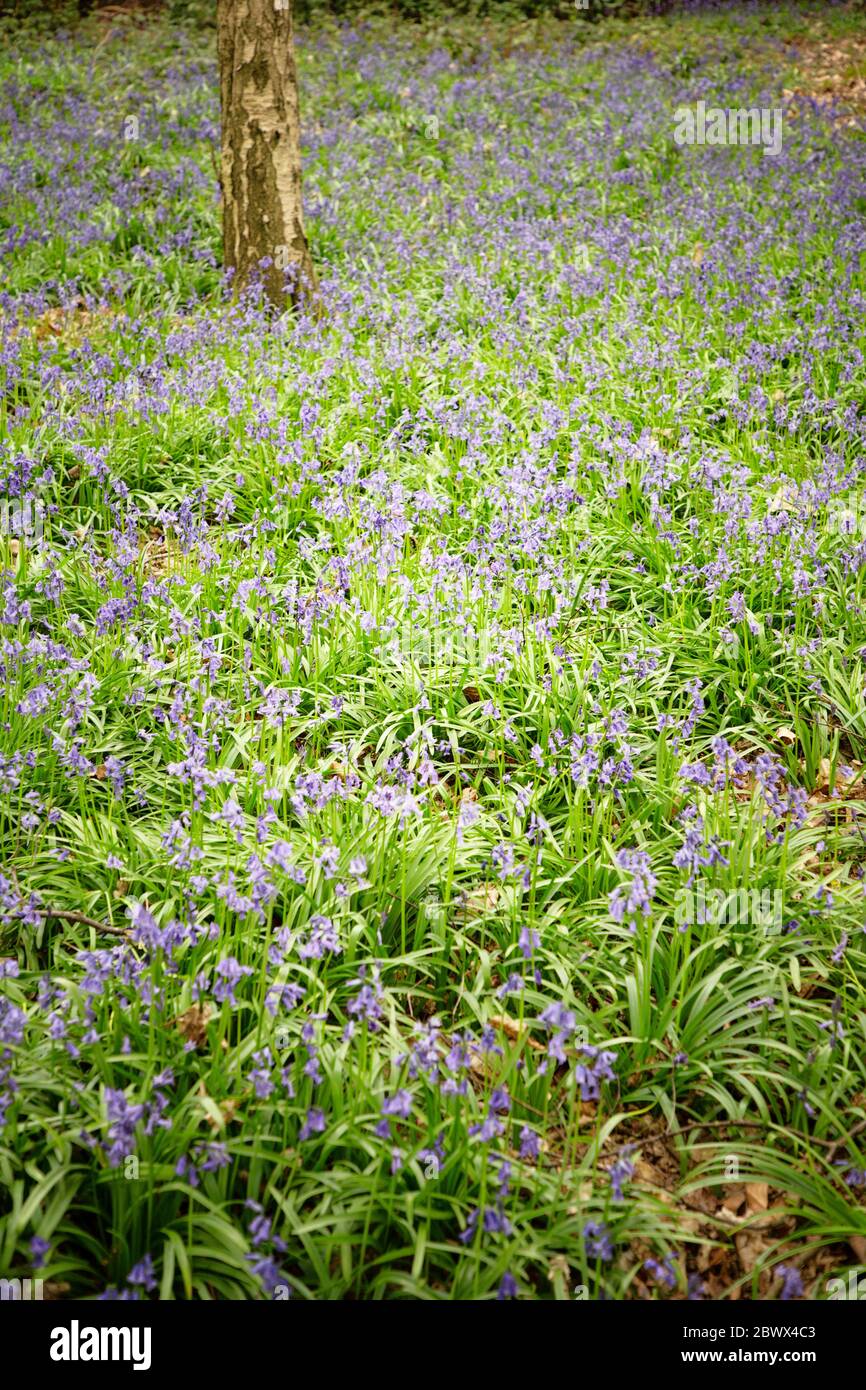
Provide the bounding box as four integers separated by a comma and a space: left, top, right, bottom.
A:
217, 0, 317, 310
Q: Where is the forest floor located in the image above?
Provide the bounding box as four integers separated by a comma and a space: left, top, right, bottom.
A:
1, 1, 866, 1300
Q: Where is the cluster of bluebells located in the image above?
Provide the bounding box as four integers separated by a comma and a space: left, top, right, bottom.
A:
0, 8, 862, 1303
244, 1202, 289, 1297
609, 848, 657, 934
99, 1253, 158, 1301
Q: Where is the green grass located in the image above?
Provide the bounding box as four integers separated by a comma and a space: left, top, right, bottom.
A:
0, 1, 865, 1301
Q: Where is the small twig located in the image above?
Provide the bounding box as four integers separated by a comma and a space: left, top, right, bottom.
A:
24, 909, 129, 939
826, 1117, 866, 1167
667, 1118, 767, 1137
669, 1115, 866, 1161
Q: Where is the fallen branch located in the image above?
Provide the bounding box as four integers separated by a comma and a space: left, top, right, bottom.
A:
19, 909, 129, 939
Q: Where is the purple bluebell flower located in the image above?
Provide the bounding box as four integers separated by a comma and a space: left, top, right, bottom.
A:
583, 1220, 614, 1261
126, 1253, 157, 1293
299, 1107, 326, 1142
776, 1265, 804, 1300
29, 1235, 51, 1269
644, 1255, 677, 1290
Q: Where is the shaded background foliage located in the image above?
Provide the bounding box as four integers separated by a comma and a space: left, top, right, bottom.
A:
0, 0, 834, 26
2, 0, 863, 38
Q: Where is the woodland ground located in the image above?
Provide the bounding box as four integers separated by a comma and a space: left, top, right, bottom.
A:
1, 0, 866, 1300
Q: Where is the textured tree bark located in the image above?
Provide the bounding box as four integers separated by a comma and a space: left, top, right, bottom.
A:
217, 0, 317, 310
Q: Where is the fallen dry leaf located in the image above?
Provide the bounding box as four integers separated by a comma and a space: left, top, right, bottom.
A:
488, 1013, 545, 1051
176, 1003, 212, 1047
735, 1227, 769, 1274
849, 1235, 866, 1264
745, 1181, 769, 1214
